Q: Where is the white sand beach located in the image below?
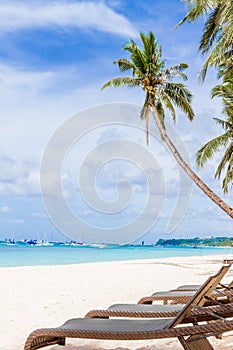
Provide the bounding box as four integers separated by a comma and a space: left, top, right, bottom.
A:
1, 255, 233, 350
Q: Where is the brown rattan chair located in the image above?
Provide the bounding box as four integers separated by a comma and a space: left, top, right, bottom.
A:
24, 264, 232, 350
137, 277, 233, 305
171, 277, 233, 292
137, 288, 232, 305
85, 279, 233, 320
137, 259, 233, 305
85, 300, 233, 323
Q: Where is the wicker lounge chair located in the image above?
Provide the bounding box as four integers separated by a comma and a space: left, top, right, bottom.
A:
137, 279, 233, 305
85, 300, 233, 323
175, 278, 233, 291
85, 286, 233, 320
24, 264, 232, 350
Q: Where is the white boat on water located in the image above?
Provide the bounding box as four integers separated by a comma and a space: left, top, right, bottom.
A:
4, 233, 15, 245
70, 241, 86, 246
35, 240, 53, 246
89, 243, 106, 249
35, 233, 53, 246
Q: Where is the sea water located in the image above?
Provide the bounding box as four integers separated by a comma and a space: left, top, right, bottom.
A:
0, 243, 232, 268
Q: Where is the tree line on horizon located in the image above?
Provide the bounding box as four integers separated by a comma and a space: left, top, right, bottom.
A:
102, 0, 233, 218
156, 237, 233, 247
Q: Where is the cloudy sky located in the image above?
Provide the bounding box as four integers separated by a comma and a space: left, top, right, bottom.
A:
0, 0, 232, 244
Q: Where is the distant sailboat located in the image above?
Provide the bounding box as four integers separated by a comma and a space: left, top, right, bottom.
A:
6, 233, 15, 245
89, 233, 107, 248
35, 232, 53, 246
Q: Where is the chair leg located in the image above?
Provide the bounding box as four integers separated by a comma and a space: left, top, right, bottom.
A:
207, 320, 223, 339
58, 337, 66, 346
24, 336, 65, 350
178, 335, 214, 350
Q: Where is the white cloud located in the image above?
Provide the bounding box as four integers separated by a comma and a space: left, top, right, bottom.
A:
0, 156, 31, 182
0, 206, 11, 212
0, 156, 40, 197
0, 1, 137, 37
31, 212, 47, 218
10, 218, 24, 224
0, 63, 55, 92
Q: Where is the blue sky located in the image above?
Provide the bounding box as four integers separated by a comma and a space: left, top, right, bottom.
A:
0, 0, 232, 244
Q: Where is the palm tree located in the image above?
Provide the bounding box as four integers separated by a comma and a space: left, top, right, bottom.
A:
197, 72, 233, 193
177, 0, 233, 80
102, 31, 233, 217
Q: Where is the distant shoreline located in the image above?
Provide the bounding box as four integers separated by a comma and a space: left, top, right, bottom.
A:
156, 237, 233, 248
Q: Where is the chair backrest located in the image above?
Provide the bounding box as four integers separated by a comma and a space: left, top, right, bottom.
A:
222, 259, 233, 288
169, 264, 231, 328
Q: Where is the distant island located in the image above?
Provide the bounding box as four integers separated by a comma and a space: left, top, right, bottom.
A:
156, 237, 233, 248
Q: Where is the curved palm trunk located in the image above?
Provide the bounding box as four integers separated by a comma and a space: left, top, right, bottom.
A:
150, 102, 233, 218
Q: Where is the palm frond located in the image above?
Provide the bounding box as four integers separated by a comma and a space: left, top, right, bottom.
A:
140, 31, 156, 63
178, 0, 233, 80
124, 39, 137, 53
213, 117, 233, 131
154, 100, 165, 128
212, 83, 233, 99
176, 0, 216, 27
211, 78, 233, 118
124, 40, 148, 74
198, 25, 233, 80
159, 63, 188, 81
114, 58, 145, 79
221, 150, 233, 193
101, 77, 140, 90
114, 59, 135, 72
163, 83, 194, 121
196, 132, 231, 168
222, 169, 233, 193
215, 142, 233, 179
160, 93, 176, 122
140, 92, 151, 145
140, 92, 150, 120
199, 5, 220, 54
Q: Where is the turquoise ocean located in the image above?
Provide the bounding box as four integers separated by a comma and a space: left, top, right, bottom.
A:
1, 242, 233, 268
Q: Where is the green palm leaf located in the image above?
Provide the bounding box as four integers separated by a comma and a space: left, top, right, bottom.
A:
215, 142, 233, 179
101, 77, 140, 90
178, 0, 233, 80
140, 31, 156, 63
199, 5, 221, 54
161, 93, 177, 122
197, 132, 231, 168
163, 83, 194, 121
154, 100, 165, 129
213, 117, 233, 131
